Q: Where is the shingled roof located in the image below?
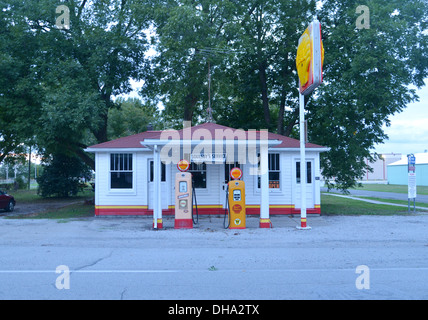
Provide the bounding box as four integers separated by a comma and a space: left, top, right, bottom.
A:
86, 122, 326, 150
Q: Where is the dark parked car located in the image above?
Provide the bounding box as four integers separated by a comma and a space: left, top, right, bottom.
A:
0, 190, 15, 212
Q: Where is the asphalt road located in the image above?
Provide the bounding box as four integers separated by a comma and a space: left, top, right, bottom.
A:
1, 214, 427, 301
321, 187, 428, 203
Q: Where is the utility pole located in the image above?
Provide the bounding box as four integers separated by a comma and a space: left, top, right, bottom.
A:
207, 60, 213, 122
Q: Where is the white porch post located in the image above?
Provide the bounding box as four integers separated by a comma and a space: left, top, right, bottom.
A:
259, 136, 270, 228
153, 145, 163, 229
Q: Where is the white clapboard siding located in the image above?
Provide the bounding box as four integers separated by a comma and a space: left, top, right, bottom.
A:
95, 150, 321, 210
96, 152, 148, 206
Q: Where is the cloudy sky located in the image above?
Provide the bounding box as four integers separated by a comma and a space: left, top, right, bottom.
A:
373, 80, 428, 156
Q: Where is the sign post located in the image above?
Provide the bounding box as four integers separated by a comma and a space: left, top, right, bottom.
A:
407, 154, 416, 213
295, 19, 324, 230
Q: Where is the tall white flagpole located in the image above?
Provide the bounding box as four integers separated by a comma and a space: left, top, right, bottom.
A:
297, 92, 311, 230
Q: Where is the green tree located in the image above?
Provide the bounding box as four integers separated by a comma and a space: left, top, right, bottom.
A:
3, 0, 153, 169
142, 0, 239, 127
2, 0, 427, 193
108, 97, 160, 139
0, 2, 43, 164
145, 0, 427, 191
143, 0, 316, 132
309, 0, 428, 190
214, 0, 316, 132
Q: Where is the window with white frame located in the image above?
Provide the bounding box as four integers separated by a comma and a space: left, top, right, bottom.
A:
257, 153, 280, 189
110, 153, 133, 189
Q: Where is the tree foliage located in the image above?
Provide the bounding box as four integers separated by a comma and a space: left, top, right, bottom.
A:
36, 153, 92, 198
1, 0, 153, 169
0, 2, 43, 163
144, 0, 428, 190
1, 0, 427, 191
310, 0, 428, 190
108, 97, 160, 139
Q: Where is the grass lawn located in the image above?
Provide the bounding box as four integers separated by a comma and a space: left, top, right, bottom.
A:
9, 188, 94, 203
356, 196, 428, 209
320, 194, 417, 215
350, 184, 428, 195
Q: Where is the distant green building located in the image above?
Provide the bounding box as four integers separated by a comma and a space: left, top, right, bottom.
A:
387, 153, 428, 186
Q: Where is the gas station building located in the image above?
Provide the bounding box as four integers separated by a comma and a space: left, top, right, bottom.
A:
85, 122, 328, 228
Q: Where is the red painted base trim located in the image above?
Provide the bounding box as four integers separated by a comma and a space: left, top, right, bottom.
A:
259, 219, 272, 228
152, 218, 163, 229
291, 208, 321, 215
229, 227, 246, 230
95, 205, 321, 216
95, 206, 153, 216
174, 219, 193, 229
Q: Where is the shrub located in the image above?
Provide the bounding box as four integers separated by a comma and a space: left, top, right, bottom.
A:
36, 154, 92, 198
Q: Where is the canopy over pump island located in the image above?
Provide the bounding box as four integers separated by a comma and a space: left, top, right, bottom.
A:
85, 20, 326, 230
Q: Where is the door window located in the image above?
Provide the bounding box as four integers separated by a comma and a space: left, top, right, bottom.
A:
296, 161, 312, 184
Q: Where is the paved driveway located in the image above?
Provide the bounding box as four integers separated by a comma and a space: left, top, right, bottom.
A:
0, 215, 427, 300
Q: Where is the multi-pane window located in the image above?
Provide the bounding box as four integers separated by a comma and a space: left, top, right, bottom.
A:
268, 153, 280, 188
110, 153, 133, 189
296, 161, 312, 184
258, 153, 280, 189
189, 162, 207, 188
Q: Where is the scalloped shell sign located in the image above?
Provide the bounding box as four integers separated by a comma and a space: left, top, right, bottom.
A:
230, 167, 243, 180
177, 159, 190, 172
296, 20, 324, 95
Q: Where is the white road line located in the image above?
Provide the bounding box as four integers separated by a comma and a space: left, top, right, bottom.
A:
1, 267, 428, 273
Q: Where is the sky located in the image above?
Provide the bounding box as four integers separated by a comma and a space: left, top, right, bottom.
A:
373, 80, 428, 156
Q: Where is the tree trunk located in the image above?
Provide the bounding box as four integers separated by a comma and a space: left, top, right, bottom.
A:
277, 90, 286, 135
183, 92, 198, 123
283, 111, 299, 137
76, 148, 96, 171
93, 111, 109, 143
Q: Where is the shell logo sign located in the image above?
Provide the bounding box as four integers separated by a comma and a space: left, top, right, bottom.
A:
177, 159, 190, 172
232, 204, 242, 213
296, 20, 324, 95
230, 167, 243, 180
